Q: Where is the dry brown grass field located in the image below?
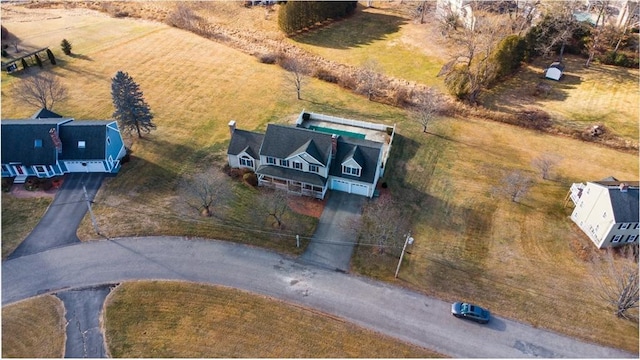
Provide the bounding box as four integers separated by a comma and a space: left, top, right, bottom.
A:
1, 295, 66, 358
104, 281, 442, 358
1, 1, 638, 356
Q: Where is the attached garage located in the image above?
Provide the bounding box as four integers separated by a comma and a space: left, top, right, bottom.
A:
331, 178, 371, 197
63, 161, 106, 173
350, 183, 369, 196
331, 179, 350, 193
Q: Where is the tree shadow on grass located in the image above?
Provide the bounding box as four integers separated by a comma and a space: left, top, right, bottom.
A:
292, 9, 406, 50
68, 53, 93, 61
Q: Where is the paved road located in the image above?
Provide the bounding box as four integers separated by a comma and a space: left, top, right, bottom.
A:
2, 237, 634, 358
7, 173, 104, 259
299, 191, 365, 272
56, 286, 112, 358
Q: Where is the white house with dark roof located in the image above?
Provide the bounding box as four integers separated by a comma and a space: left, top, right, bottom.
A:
227, 111, 395, 199
568, 177, 639, 248
1, 109, 127, 183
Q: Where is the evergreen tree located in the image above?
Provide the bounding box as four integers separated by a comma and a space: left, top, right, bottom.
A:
61, 39, 72, 55
46, 49, 57, 65
111, 71, 156, 138
21, 58, 28, 71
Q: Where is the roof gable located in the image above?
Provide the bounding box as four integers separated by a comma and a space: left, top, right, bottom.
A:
31, 108, 63, 119
287, 139, 324, 164
260, 125, 332, 166
330, 138, 381, 184
227, 129, 264, 159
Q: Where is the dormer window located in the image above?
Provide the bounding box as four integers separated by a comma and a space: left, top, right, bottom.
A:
280, 159, 289, 167
293, 161, 302, 170
34, 139, 43, 148
309, 165, 318, 173
78, 141, 86, 149
266, 157, 276, 165
342, 166, 360, 177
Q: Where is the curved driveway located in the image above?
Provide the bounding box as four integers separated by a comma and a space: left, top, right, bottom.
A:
2, 236, 634, 358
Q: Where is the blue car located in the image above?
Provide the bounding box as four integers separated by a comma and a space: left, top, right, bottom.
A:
451, 302, 490, 324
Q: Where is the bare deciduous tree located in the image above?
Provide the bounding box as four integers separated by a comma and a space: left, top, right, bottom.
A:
255, 189, 290, 229
280, 57, 306, 100
357, 59, 382, 101
531, 153, 562, 180
535, 1, 582, 60
355, 196, 410, 255
493, 170, 533, 203
594, 246, 639, 320
14, 73, 68, 110
181, 169, 233, 217
411, 90, 440, 133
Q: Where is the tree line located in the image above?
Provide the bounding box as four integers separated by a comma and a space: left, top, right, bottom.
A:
278, 1, 357, 34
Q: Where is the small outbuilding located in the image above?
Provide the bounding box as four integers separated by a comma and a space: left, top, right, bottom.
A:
545, 61, 565, 81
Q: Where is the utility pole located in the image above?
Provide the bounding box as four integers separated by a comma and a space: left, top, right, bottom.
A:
395, 232, 414, 278
83, 185, 101, 235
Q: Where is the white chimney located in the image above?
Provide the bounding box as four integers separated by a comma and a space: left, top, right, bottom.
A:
228, 120, 236, 137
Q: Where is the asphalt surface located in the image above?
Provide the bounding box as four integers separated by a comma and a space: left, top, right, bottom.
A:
56, 285, 112, 358
7, 172, 105, 259
2, 237, 635, 359
299, 191, 365, 272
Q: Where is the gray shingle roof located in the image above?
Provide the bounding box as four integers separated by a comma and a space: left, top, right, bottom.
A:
31, 108, 63, 119
260, 125, 333, 166
1, 119, 73, 165
58, 121, 110, 160
256, 165, 327, 186
227, 129, 264, 159
609, 187, 639, 223
329, 137, 381, 184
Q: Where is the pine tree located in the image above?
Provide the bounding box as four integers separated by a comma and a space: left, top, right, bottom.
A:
111, 71, 156, 138
34, 53, 43, 68
60, 39, 72, 55
21, 58, 28, 71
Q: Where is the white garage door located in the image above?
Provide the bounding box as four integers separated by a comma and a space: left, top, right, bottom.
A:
64, 161, 106, 173
350, 183, 369, 196
331, 179, 350, 193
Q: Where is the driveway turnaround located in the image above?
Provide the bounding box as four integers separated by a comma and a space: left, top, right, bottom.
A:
2, 237, 634, 359
7, 173, 105, 259
299, 191, 365, 272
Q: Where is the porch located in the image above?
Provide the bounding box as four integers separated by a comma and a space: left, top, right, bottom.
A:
259, 175, 326, 199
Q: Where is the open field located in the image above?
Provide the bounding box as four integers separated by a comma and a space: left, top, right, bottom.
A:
481, 55, 640, 142
1, 2, 638, 356
104, 281, 442, 358
1, 295, 66, 358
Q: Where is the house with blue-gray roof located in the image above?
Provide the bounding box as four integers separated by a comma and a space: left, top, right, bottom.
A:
227, 110, 395, 199
1, 109, 127, 183
568, 177, 639, 248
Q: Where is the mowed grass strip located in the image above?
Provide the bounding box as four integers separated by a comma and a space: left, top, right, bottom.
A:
104, 281, 443, 358
1, 194, 52, 259
356, 115, 639, 352
1, 295, 66, 358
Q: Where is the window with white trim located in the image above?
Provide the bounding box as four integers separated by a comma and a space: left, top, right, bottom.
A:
35, 165, 46, 173
626, 234, 638, 243
602, 212, 607, 218
280, 159, 289, 167
293, 161, 303, 170
619, 223, 630, 230
635, 223, 639, 230
34, 139, 42, 148
240, 156, 254, 168
309, 164, 318, 173
611, 234, 623, 243
266, 157, 276, 165
342, 166, 360, 177
1, 165, 8, 172
78, 141, 86, 149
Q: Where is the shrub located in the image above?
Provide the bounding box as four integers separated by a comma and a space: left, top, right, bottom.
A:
243, 172, 258, 187
514, 109, 552, 130
1, 49, 7, 57
46, 48, 56, 65
34, 53, 43, 68
257, 52, 280, 64
492, 35, 526, 79
313, 68, 338, 83
2, 177, 14, 192
21, 58, 28, 71
41, 179, 53, 191
337, 72, 357, 90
